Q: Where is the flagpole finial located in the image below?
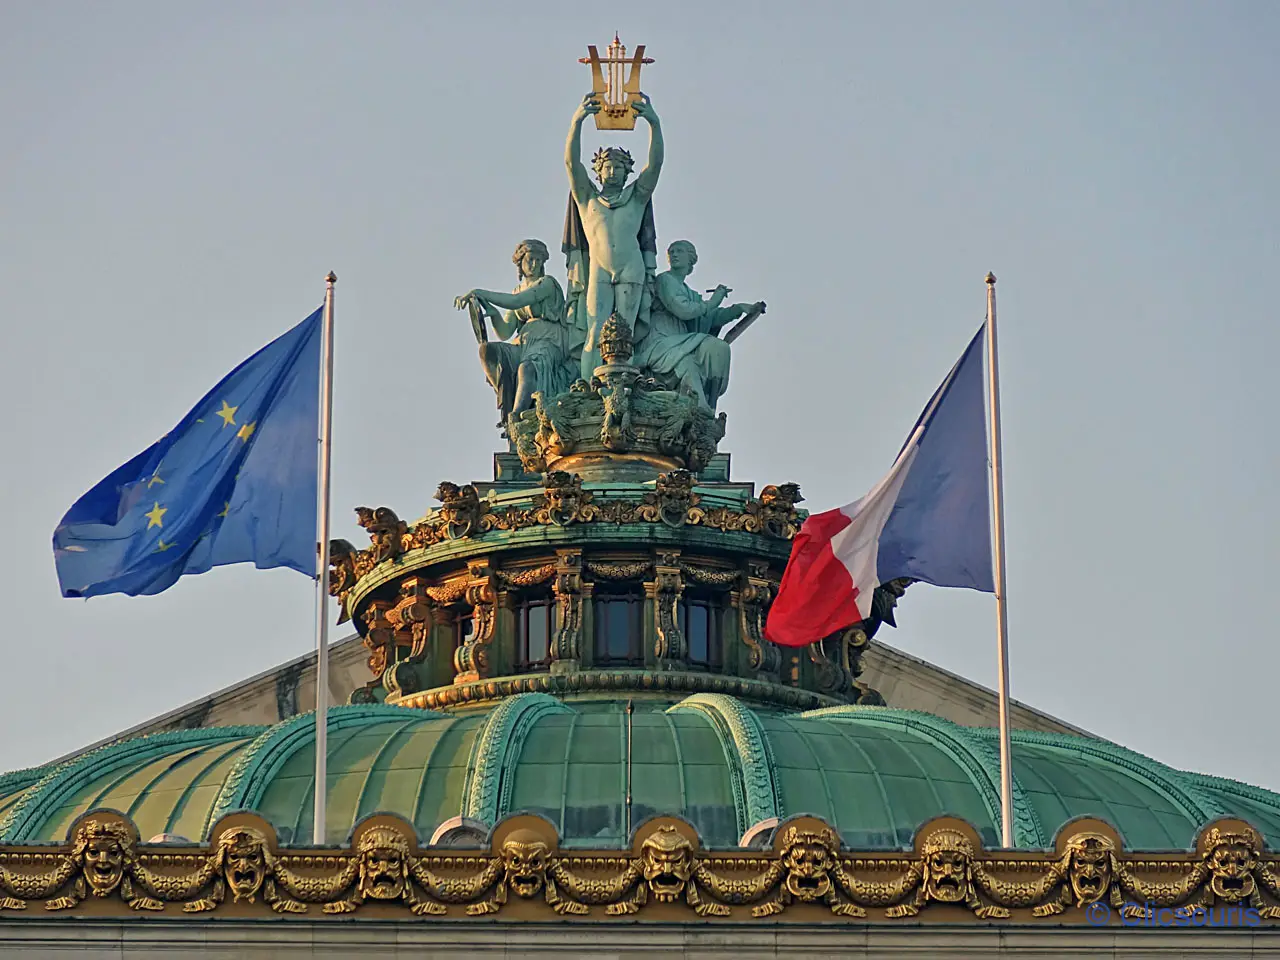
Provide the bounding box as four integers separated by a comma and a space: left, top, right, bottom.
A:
325, 271, 337, 285
986, 272, 996, 285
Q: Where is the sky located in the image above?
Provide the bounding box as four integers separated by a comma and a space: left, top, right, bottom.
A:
2, 2, 1277, 791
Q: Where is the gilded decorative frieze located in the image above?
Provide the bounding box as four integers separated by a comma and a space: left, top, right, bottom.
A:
6, 811, 1278, 924
341, 473, 806, 599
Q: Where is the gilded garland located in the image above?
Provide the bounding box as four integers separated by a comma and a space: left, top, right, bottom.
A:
3, 810, 1278, 925
329, 471, 805, 619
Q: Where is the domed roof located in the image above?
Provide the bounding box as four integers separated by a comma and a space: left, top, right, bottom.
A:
3, 696, 1276, 851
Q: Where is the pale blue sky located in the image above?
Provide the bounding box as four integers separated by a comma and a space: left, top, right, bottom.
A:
2, 2, 1277, 794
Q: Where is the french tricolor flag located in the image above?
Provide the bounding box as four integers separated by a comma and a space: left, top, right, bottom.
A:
765, 326, 996, 647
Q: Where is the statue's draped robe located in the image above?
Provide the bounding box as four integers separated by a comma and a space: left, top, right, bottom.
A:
481, 275, 573, 419
561, 189, 657, 346
633, 272, 734, 407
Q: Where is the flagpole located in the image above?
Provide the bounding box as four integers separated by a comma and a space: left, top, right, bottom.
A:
313, 271, 336, 845
986, 272, 1014, 848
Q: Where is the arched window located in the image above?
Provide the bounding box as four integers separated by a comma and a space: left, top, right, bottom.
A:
680, 593, 724, 671
515, 594, 556, 672
593, 585, 644, 666
453, 609, 474, 654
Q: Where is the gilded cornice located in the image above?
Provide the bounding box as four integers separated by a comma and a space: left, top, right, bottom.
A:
394, 670, 839, 713
3, 809, 1280, 924
333, 472, 804, 620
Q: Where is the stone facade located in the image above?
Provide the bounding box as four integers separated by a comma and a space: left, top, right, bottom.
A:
0, 920, 1276, 957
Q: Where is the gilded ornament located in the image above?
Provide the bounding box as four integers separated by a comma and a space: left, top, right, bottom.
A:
1, 812, 1279, 922
885, 826, 1009, 919
354, 506, 408, 563
759, 825, 865, 917
1031, 831, 1119, 917
434, 483, 491, 540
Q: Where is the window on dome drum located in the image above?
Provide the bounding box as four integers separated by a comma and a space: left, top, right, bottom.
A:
679, 593, 723, 671
453, 609, 474, 653
593, 587, 644, 666
515, 595, 556, 672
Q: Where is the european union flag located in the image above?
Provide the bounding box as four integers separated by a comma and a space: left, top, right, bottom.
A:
53, 308, 323, 598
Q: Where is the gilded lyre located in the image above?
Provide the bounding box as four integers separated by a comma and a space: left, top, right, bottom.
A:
579, 36, 654, 131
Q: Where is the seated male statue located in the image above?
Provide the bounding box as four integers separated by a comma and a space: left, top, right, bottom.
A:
634, 240, 763, 411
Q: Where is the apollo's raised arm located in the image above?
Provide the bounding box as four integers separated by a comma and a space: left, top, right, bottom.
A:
566, 93, 600, 202
632, 94, 663, 197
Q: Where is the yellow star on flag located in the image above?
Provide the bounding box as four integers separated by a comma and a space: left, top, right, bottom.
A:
216, 400, 238, 428
147, 470, 164, 488
144, 502, 167, 529
217, 501, 230, 518
237, 421, 257, 442
156, 538, 178, 552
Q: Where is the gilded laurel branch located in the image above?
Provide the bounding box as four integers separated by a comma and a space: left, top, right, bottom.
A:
835, 858, 922, 907
693, 858, 783, 905
410, 856, 504, 912
270, 856, 359, 913
548, 857, 642, 907
970, 858, 1064, 908
0, 854, 77, 908
1116, 858, 1209, 909
130, 853, 220, 905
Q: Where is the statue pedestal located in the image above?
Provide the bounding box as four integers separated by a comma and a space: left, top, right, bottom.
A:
507, 316, 726, 480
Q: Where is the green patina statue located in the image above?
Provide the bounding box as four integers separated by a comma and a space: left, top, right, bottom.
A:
451, 77, 765, 473
564, 91, 664, 381
635, 240, 764, 411
454, 240, 576, 431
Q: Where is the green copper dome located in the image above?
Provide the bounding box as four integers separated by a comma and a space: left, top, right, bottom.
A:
2, 696, 1276, 852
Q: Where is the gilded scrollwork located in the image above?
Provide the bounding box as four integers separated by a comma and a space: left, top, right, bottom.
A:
551, 549, 586, 666
454, 563, 497, 683
650, 554, 685, 665
738, 560, 780, 676
327, 538, 359, 624
334, 475, 806, 613
4, 812, 1279, 923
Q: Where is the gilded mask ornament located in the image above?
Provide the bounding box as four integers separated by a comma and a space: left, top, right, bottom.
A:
356, 827, 411, 902
647, 470, 699, 527
355, 506, 407, 562
920, 829, 975, 905
501, 831, 550, 898
755, 483, 804, 539
539, 471, 595, 525
1064, 832, 1116, 907
72, 819, 132, 898
217, 827, 272, 903
640, 826, 695, 903
435, 482, 487, 540
1204, 827, 1261, 904
778, 826, 838, 902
